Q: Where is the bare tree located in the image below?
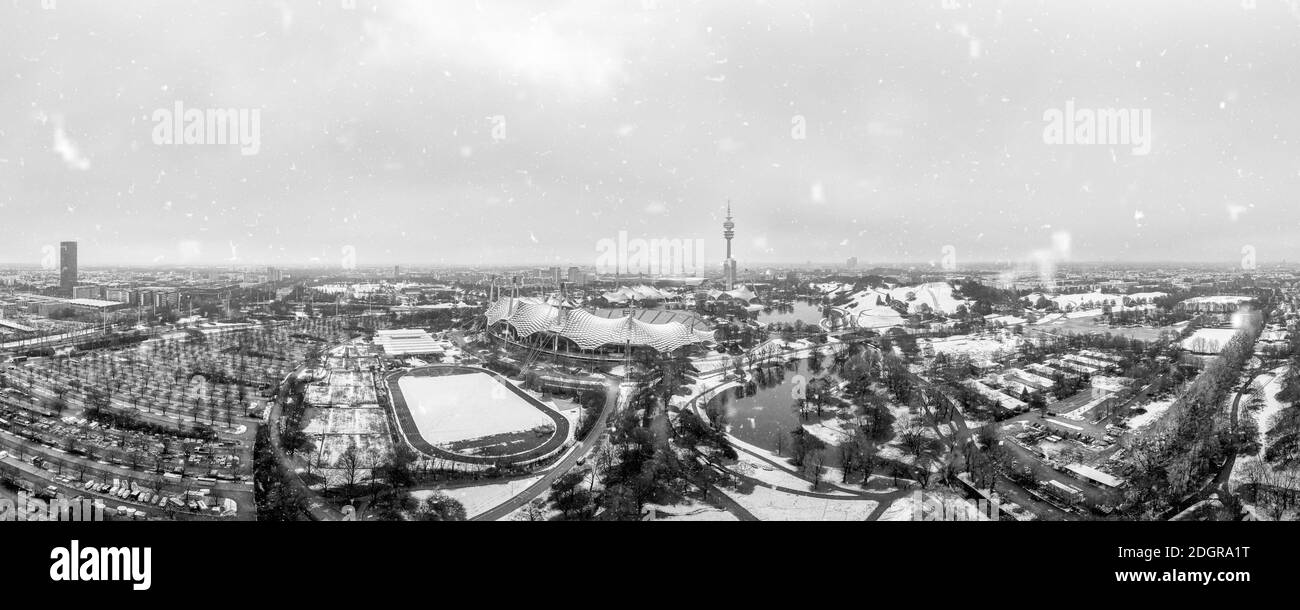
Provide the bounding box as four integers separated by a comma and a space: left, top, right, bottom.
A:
337, 442, 363, 501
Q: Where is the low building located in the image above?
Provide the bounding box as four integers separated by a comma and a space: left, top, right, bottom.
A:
1065, 463, 1125, 488
373, 329, 447, 357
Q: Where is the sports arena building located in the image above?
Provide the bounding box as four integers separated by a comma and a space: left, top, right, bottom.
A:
483, 292, 715, 367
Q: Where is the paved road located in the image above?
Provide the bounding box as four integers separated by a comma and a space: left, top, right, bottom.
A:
472, 381, 622, 521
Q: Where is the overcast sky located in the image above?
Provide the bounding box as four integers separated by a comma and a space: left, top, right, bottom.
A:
1, 0, 1298, 268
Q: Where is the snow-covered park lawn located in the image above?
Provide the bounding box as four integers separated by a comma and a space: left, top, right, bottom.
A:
719, 485, 877, 520
413, 475, 544, 519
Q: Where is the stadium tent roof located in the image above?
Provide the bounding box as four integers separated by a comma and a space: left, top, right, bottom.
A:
486, 296, 714, 352
544, 294, 583, 308
601, 285, 676, 303
704, 286, 757, 301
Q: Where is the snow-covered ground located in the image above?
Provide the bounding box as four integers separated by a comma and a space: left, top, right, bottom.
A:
719, 484, 878, 520
836, 292, 907, 330
645, 501, 740, 521
398, 372, 554, 445
927, 333, 1024, 361
874, 488, 991, 521
886, 282, 970, 315
811, 281, 855, 297
413, 475, 544, 519
727, 434, 853, 492
1045, 292, 1122, 310
1231, 367, 1292, 489
831, 282, 969, 327
802, 418, 852, 447
1181, 328, 1240, 354
734, 451, 834, 491
1090, 376, 1130, 393
876, 496, 917, 521
1126, 398, 1175, 430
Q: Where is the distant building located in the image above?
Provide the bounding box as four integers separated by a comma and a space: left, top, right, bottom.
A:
846, 256, 858, 269
72, 285, 100, 300
567, 266, 583, 286
266, 267, 284, 282
59, 241, 78, 294
136, 287, 180, 308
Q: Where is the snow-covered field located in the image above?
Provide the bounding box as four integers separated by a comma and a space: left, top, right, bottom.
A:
1127, 398, 1174, 430
802, 418, 852, 446
303, 406, 389, 436
398, 373, 554, 445
727, 434, 857, 491
836, 293, 906, 329
886, 282, 969, 315
1044, 292, 1121, 310
414, 475, 545, 519
719, 484, 878, 520
927, 333, 1024, 361
734, 452, 820, 489
1090, 376, 1130, 393
1181, 328, 1240, 354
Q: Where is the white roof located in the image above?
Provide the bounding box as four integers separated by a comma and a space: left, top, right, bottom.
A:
486, 296, 713, 352
1064, 463, 1124, 488
374, 328, 445, 355
65, 298, 121, 308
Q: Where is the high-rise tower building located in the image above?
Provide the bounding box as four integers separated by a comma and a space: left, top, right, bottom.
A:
60, 241, 78, 295
722, 201, 737, 290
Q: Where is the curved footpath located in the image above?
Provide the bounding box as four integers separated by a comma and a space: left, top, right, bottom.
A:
718, 440, 913, 521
